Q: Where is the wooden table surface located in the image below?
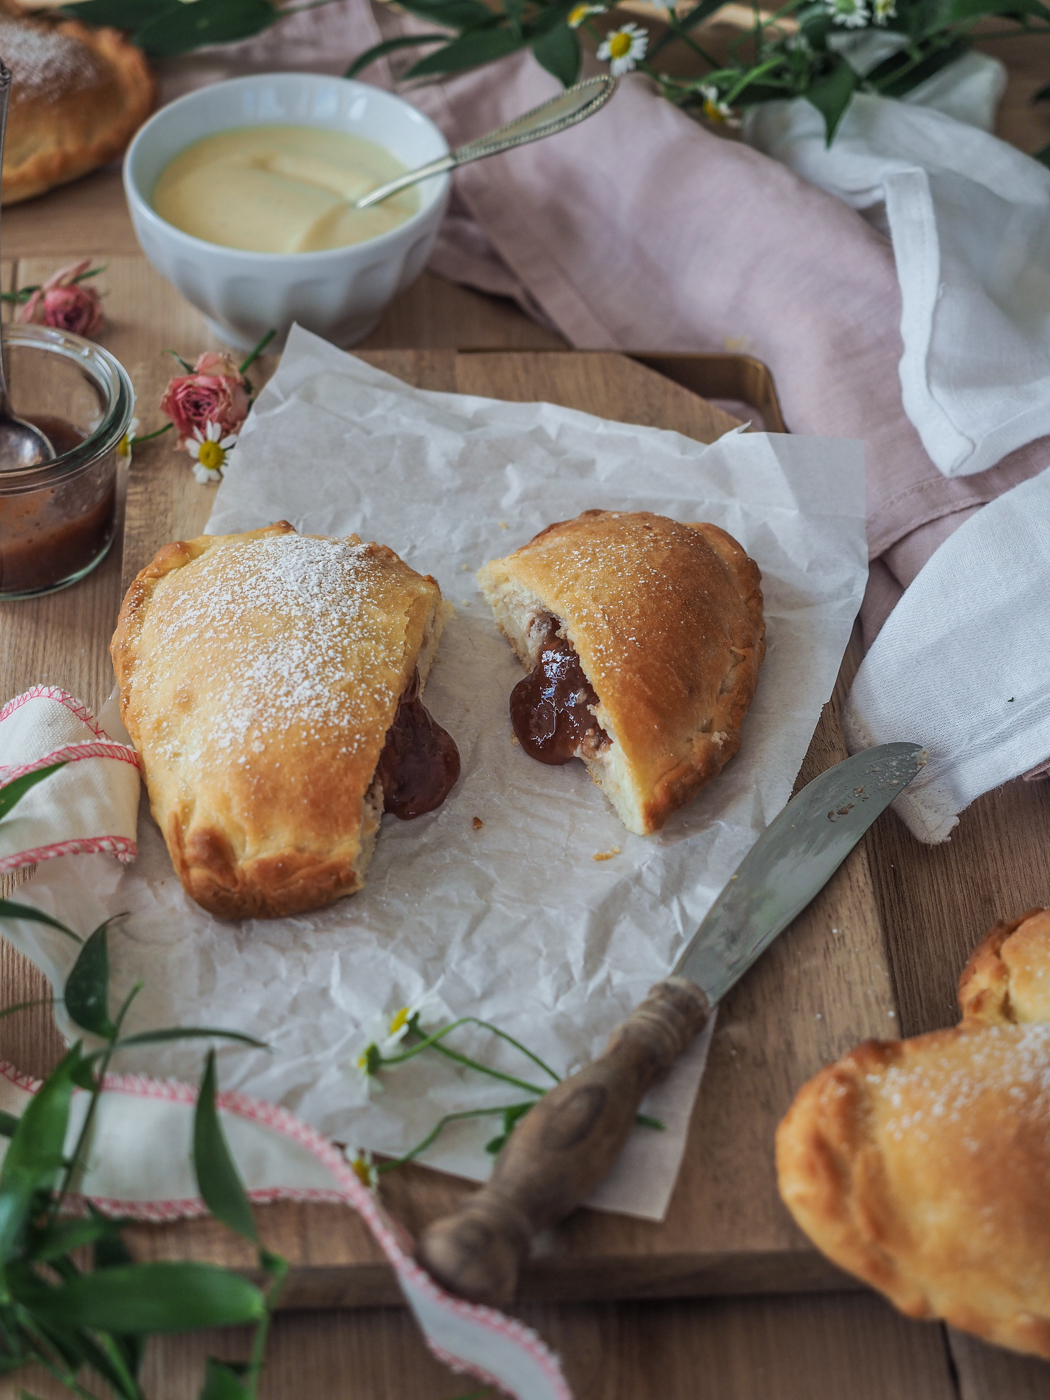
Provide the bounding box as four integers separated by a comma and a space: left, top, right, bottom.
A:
2, 34, 1050, 1399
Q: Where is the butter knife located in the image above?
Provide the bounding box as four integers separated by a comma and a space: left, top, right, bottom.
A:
416, 741, 924, 1305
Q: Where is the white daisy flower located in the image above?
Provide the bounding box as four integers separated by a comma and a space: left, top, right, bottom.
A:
699, 83, 733, 123
567, 2, 607, 25
826, 0, 871, 26
353, 989, 442, 1088
117, 416, 140, 462
187, 420, 238, 484
597, 22, 648, 75
346, 1146, 378, 1193
873, 0, 896, 21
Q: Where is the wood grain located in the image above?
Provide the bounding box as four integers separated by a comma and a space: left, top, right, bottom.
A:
0, 1289, 962, 1400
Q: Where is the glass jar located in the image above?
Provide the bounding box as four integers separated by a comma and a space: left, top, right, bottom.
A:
0, 324, 134, 599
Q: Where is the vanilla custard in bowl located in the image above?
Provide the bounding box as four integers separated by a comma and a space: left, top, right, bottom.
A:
152, 125, 419, 254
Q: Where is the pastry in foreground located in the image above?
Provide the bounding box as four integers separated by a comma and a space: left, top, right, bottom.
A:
776, 908, 1050, 1359
477, 510, 764, 835
0, 11, 154, 206
111, 523, 459, 920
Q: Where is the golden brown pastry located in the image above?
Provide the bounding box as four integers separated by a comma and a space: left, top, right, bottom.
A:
477, 510, 764, 835
776, 909, 1050, 1359
111, 523, 459, 920
0, 10, 154, 206
958, 908, 1050, 1026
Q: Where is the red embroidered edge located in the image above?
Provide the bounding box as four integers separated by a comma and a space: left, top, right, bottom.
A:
0, 1059, 572, 1399
0, 686, 110, 740
0, 836, 137, 875
0, 741, 140, 787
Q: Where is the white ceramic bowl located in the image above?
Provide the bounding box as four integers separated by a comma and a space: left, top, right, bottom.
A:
124, 74, 451, 351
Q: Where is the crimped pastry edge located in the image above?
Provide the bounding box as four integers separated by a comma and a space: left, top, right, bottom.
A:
112, 522, 448, 919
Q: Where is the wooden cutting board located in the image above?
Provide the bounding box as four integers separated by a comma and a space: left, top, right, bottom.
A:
5, 256, 1050, 1314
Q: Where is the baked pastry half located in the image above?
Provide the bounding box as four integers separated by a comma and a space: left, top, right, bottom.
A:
776, 909, 1050, 1359
0, 11, 155, 206
477, 510, 764, 835
111, 523, 459, 920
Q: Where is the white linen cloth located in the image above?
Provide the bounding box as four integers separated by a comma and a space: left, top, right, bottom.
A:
745, 53, 1050, 481
843, 465, 1050, 842
0, 687, 140, 872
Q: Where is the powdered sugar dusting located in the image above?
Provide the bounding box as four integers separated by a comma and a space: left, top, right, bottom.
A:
139, 534, 402, 774
877, 1023, 1050, 1145
1, 19, 100, 97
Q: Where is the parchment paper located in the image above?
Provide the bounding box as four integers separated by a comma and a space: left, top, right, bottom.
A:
13, 327, 866, 1220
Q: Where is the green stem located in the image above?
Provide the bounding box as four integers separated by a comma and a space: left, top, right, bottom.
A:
238, 328, 276, 376
245, 1254, 288, 1399
411, 1016, 561, 1084
377, 1103, 531, 1171
132, 423, 172, 444
380, 1022, 548, 1095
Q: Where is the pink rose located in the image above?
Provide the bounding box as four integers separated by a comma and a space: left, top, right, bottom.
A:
159, 351, 250, 449
17, 260, 104, 338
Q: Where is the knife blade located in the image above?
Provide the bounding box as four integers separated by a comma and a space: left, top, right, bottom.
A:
416, 742, 925, 1305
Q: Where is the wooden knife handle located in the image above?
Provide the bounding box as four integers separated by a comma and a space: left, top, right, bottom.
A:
415, 976, 711, 1305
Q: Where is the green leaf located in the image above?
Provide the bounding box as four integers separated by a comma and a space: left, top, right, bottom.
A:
0, 1046, 81, 1259
407, 24, 528, 77
804, 56, 858, 143
395, 0, 495, 30
19, 1262, 265, 1334
344, 32, 449, 79
30, 1216, 115, 1262
0, 763, 67, 822
111, 1026, 268, 1052
865, 37, 967, 98
199, 1357, 251, 1400
0, 1113, 18, 1139
0, 900, 81, 944
530, 20, 580, 84
64, 924, 116, 1040
133, 0, 279, 57
58, 0, 171, 26
194, 1052, 257, 1245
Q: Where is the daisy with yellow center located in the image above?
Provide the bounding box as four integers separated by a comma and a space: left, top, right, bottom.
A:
354, 990, 441, 1088
597, 22, 648, 76
567, 2, 607, 25
187, 420, 238, 484
347, 1147, 378, 1192
117, 416, 140, 462
699, 83, 733, 123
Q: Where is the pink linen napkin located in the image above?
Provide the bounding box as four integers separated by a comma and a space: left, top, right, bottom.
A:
155, 1, 1050, 651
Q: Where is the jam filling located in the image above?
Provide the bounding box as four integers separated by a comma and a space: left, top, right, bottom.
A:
375, 669, 460, 819
509, 616, 609, 766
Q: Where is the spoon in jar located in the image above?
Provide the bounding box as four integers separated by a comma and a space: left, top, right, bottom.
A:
354, 74, 617, 210
0, 60, 54, 469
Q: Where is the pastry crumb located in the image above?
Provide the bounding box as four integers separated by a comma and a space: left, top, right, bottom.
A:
510, 733, 519, 746
473, 816, 484, 831
498, 521, 507, 529
593, 847, 621, 862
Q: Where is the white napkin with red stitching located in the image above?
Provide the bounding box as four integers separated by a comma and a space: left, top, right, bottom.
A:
0, 687, 140, 874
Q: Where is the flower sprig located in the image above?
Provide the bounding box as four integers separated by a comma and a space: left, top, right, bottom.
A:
1, 260, 106, 336
132, 327, 275, 482
352, 992, 662, 1180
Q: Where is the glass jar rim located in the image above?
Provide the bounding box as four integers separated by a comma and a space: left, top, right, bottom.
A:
0, 324, 135, 489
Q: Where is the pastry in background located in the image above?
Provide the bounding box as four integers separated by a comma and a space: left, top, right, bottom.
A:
477, 509, 764, 835
111, 522, 459, 920
776, 908, 1050, 1359
0, 9, 154, 205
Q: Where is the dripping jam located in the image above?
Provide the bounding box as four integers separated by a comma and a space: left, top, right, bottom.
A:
375, 669, 460, 819
509, 615, 609, 765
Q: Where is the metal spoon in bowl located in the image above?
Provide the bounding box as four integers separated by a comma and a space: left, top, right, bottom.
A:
355, 74, 617, 210
0, 60, 54, 469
